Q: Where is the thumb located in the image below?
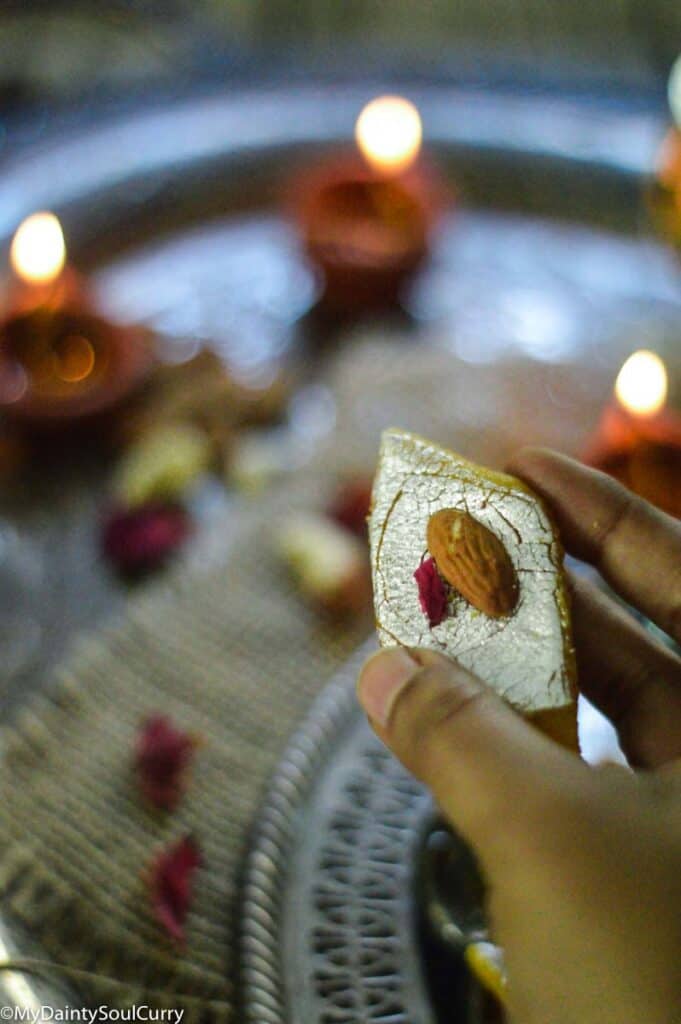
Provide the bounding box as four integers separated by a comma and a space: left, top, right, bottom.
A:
357, 647, 582, 864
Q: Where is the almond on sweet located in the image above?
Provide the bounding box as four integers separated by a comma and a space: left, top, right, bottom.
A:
427, 508, 518, 618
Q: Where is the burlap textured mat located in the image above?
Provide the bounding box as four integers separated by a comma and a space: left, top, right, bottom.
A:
0, 470, 373, 1020
0, 336, 544, 1020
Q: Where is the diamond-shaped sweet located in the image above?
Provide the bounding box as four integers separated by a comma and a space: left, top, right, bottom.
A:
369, 429, 578, 748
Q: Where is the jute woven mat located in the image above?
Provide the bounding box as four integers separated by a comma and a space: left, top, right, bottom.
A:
0, 456, 381, 1017
0, 337, 572, 1020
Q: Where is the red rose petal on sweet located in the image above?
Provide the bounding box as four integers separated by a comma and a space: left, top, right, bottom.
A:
150, 835, 202, 944
414, 556, 448, 627
327, 479, 373, 538
136, 715, 197, 810
101, 502, 191, 575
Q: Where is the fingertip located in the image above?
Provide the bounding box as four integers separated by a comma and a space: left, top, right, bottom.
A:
357, 647, 419, 727
508, 447, 624, 505
506, 445, 566, 483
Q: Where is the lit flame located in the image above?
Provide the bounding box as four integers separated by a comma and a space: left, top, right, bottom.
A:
669, 54, 681, 129
355, 96, 422, 175
615, 350, 668, 417
10, 212, 66, 285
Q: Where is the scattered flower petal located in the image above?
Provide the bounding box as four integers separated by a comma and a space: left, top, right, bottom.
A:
101, 502, 191, 576
150, 835, 202, 944
113, 423, 211, 507
328, 479, 373, 538
277, 512, 371, 616
228, 432, 288, 494
136, 715, 197, 810
414, 556, 448, 627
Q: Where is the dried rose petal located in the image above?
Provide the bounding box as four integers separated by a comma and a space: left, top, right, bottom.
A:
327, 479, 373, 538
414, 556, 448, 627
136, 715, 197, 810
101, 502, 191, 575
150, 834, 202, 944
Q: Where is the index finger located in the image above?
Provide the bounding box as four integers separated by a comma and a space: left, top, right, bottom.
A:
508, 447, 681, 644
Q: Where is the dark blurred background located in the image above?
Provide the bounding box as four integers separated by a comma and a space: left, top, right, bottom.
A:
1, 0, 680, 153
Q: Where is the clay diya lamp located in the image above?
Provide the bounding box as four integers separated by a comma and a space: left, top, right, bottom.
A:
292, 95, 446, 315
0, 212, 152, 428
583, 349, 681, 518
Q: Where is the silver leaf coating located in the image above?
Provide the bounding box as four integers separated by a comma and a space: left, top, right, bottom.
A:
369, 429, 574, 713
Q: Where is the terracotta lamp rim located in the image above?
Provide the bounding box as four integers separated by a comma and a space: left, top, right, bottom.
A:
0, 309, 154, 425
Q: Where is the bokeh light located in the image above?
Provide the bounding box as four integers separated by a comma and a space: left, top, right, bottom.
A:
668, 54, 681, 128
615, 349, 668, 416
10, 212, 66, 285
355, 96, 422, 175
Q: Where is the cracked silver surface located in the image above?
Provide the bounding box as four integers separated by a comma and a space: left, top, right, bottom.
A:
370, 428, 574, 713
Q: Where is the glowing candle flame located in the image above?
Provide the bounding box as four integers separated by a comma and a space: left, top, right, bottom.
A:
355, 96, 422, 175
10, 212, 66, 285
615, 350, 668, 417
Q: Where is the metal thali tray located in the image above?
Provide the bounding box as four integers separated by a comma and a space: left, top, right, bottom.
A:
241, 638, 471, 1024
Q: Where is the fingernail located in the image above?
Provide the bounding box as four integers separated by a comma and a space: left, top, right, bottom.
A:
357, 648, 419, 727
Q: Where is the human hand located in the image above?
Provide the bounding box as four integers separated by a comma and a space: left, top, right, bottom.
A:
357, 449, 681, 1024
